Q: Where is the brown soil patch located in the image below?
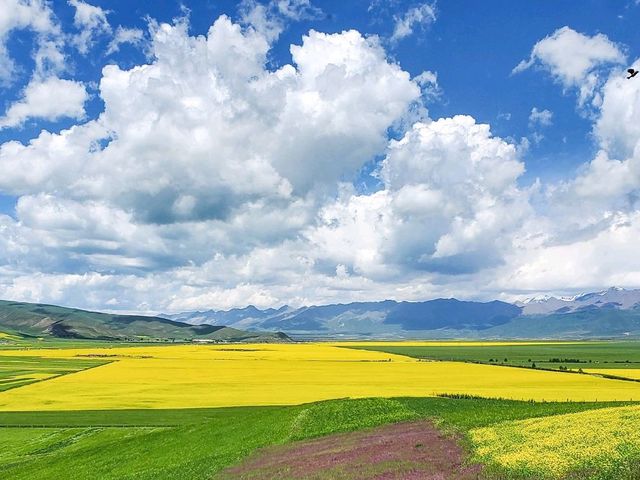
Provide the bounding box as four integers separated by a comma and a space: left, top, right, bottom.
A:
217, 420, 483, 480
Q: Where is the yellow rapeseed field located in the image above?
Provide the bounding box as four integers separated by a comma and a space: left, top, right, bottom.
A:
470, 404, 640, 478
1, 344, 640, 411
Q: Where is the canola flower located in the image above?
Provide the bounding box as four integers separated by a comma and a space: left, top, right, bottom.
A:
470, 405, 640, 478
1, 344, 640, 410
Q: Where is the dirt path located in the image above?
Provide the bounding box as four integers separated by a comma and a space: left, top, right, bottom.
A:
217, 420, 483, 480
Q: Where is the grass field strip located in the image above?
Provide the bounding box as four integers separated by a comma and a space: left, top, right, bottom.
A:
0, 355, 109, 393
349, 346, 640, 384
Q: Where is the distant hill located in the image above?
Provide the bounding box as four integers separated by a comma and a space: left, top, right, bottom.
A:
167, 298, 523, 338
167, 288, 640, 339
481, 308, 640, 339
0, 300, 290, 343
6, 288, 638, 342
168, 305, 291, 329
516, 287, 640, 315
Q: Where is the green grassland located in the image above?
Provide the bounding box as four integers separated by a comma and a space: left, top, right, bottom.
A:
350, 341, 640, 371
0, 334, 117, 392
0, 356, 106, 392
0, 397, 632, 480
0, 334, 169, 350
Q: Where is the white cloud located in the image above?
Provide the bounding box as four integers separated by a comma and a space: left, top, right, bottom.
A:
68, 0, 111, 54
106, 26, 144, 55
413, 70, 441, 101
528, 107, 553, 127
594, 60, 640, 159
0, 0, 61, 83
502, 211, 640, 293
238, 0, 284, 42
0, 76, 88, 129
382, 116, 529, 270
391, 2, 437, 43
501, 46, 640, 296
513, 26, 625, 105
0, 15, 422, 310
527, 107, 553, 143
239, 0, 322, 42
513, 30, 640, 253
542, 60, 640, 222
0, 18, 418, 208
307, 116, 530, 278
33, 38, 66, 77
275, 0, 323, 20
0, 120, 106, 195
2, 15, 640, 312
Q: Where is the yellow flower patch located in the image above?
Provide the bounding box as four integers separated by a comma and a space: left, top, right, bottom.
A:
1, 344, 640, 411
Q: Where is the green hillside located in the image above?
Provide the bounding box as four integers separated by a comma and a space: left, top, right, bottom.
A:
0, 300, 290, 343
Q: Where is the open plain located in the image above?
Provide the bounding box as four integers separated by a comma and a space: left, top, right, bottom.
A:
1, 340, 640, 479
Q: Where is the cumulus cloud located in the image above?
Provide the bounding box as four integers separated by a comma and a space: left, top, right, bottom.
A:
528, 107, 553, 127
307, 116, 529, 278
2, 14, 640, 311
239, 0, 322, 42
0, 76, 88, 129
0, 14, 423, 310
413, 70, 441, 101
0, 12, 522, 311
0, 18, 419, 215
106, 26, 145, 55
68, 0, 111, 54
32, 38, 66, 77
594, 60, 640, 159
0, 0, 61, 83
545, 67, 640, 227
514, 29, 639, 234
501, 212, 640, 293
391, 2, 437, 43
274, 0, 323, 20
505, 29, 640, 296
513, 26, 625, 105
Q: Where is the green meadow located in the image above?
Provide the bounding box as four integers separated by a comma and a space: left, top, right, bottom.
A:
351, 341, 640, 371
0, 397, 630, 480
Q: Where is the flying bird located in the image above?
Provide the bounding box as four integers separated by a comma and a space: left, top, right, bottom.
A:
628, 68, 639, 79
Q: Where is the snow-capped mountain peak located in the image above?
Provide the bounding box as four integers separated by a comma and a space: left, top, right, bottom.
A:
520, 287, 640, 315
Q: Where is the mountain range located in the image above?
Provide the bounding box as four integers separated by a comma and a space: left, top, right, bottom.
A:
2, 287, 639, 342
165, 287, 640, 339
0, 300, 289, 343
516, 287, 640, 314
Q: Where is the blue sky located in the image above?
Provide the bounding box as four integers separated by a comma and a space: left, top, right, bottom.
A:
1, 0, 640, 311
3, 1, 638, 184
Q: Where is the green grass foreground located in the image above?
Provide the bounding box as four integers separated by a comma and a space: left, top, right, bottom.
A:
0, 397, 633, 480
